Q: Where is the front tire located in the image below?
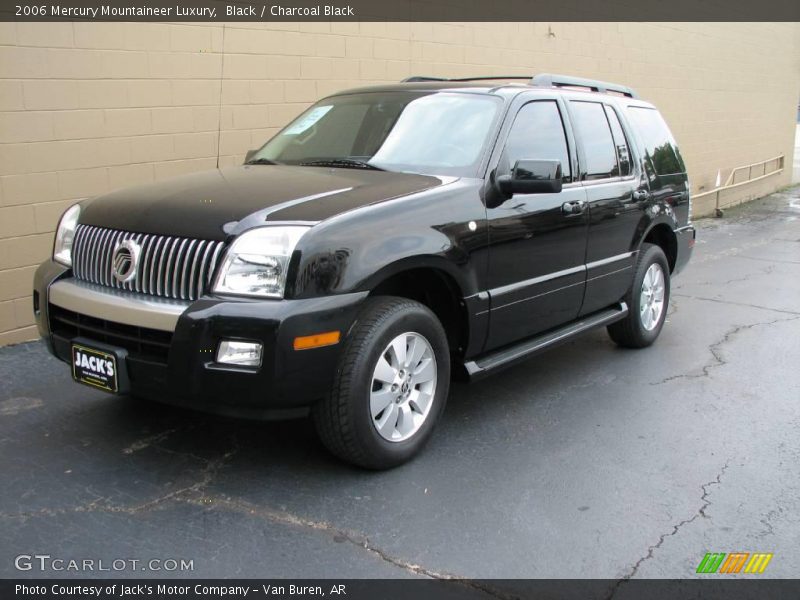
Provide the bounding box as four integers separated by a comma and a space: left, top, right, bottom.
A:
313, 296, 450, 469
607, 243, 670, 348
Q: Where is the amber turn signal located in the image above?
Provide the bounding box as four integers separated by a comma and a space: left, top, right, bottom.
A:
293, 331, 341, 351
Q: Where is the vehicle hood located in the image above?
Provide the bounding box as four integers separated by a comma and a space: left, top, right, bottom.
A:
79, 165, 448, 240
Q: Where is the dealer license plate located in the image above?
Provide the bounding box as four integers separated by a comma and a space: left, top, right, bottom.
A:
71, 342, 122, 393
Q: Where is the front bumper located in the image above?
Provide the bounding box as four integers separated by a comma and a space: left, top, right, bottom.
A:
34, 260, 367, 419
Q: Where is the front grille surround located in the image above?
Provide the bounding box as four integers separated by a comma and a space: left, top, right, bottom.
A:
72, 225, 225, 301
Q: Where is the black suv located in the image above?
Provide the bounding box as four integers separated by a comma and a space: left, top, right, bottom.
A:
34, 73, 695, 469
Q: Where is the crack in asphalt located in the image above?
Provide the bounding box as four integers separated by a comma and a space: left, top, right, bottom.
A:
101, 442, 240, 514
604, 462, 730, 599
0, 438, 512, 597
687, 265, 774, 287
178, 493, 518, 599
652, 315, 800, 385
736, 255, 800, 265
672, 293, 800, 316
0, 439, 239, 520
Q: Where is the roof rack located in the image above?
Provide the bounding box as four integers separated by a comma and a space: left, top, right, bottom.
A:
401, 75, 533, 83
401, 76, 446, 82
531, 73, 639, 98
401, 73, 639, 99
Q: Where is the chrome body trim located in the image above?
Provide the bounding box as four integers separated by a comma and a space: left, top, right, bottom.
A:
492, 279, 585, 312
586, 264, 632, 282
585, 251, 635, 270
490, 264, 585, 298
482, 251, 637, 314
489, 251, 636, 297
49, 279, 188, 332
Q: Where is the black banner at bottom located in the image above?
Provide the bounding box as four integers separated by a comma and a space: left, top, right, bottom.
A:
4, 579, 800, 600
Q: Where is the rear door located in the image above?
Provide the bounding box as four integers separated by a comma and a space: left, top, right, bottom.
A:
566, 99, 644, 315
625, 105, 690, 226
484, 97, 589, 349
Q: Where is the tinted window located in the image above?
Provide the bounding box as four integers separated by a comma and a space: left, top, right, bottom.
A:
502, 101, 571, 182
570, 101, 618, 180
604, 106, 631, 177
627, 107, 685, 175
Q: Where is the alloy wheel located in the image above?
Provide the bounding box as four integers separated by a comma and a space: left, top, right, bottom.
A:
639, 263, 665, 331
370, 332, 437, 442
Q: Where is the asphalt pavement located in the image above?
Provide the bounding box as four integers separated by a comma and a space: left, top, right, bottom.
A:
1, 187, 799, 589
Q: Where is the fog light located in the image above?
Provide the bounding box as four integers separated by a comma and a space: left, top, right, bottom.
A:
216, 340, 263, 367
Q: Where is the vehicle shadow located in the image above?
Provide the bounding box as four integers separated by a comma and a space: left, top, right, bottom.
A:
81, 325, 621, 477
3, 326, 628, 505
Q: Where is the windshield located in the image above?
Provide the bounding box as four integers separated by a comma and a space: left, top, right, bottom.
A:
250, 91, 502, 177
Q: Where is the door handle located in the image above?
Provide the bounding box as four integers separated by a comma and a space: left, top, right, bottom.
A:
562, 200, 586, 215
633, 190, 651, 201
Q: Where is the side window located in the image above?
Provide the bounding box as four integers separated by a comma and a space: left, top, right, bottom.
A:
570, 101, 618, 180
502, 100, 572, 183
604, 106, 632, 177
626, 106, 685, 175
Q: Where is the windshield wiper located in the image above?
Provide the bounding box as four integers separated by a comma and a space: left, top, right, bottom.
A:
299, 158, 384, 171
245, 158, 282, 165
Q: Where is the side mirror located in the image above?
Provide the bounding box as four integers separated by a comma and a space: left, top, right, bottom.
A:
244, 149, 258, 164
496, 159, 563, 195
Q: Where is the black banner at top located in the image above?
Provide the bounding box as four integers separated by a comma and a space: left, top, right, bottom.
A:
3, 0, 800, 22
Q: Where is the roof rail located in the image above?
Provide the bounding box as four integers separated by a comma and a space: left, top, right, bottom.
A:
401, 76, 448, 82
402, 75, 532, 83
401, 73, 639, 99
531, 73, 639, 98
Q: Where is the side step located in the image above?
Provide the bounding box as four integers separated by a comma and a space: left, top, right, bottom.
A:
463, 302, 628, 380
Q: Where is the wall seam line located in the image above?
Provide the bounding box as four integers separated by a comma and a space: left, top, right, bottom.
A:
215, 23, 226, 170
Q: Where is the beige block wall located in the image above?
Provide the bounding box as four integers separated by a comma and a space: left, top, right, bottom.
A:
1, 21, 799, 345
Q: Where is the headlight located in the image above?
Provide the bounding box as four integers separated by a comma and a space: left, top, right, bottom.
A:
213, 226, 309, 298
53, 204, 81, 266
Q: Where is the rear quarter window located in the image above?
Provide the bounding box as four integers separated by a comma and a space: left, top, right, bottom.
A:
627, 107, 686, 175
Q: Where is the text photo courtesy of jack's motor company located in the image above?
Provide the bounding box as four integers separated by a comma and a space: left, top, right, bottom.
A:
1, 1, 799, 597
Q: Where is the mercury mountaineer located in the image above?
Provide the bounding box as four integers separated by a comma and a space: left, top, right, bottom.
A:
34, 73, 695, 469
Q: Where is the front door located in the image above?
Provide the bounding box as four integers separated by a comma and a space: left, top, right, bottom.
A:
485, 99, 589, 349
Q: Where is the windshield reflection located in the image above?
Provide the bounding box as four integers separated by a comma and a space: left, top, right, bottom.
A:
251, 92, 501, 177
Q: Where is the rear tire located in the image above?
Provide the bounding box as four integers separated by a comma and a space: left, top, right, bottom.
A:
607, 243, 670, 348
313, 296, 450, 470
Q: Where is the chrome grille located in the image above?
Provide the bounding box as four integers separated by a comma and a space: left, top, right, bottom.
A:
72, 225, 225, 301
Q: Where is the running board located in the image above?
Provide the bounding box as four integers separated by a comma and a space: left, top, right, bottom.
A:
464, 302, 628, 379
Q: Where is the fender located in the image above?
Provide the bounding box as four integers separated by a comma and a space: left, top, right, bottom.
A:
630, 209, 680, 254
289, 180, 489, 300
355, 255, 471, 298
